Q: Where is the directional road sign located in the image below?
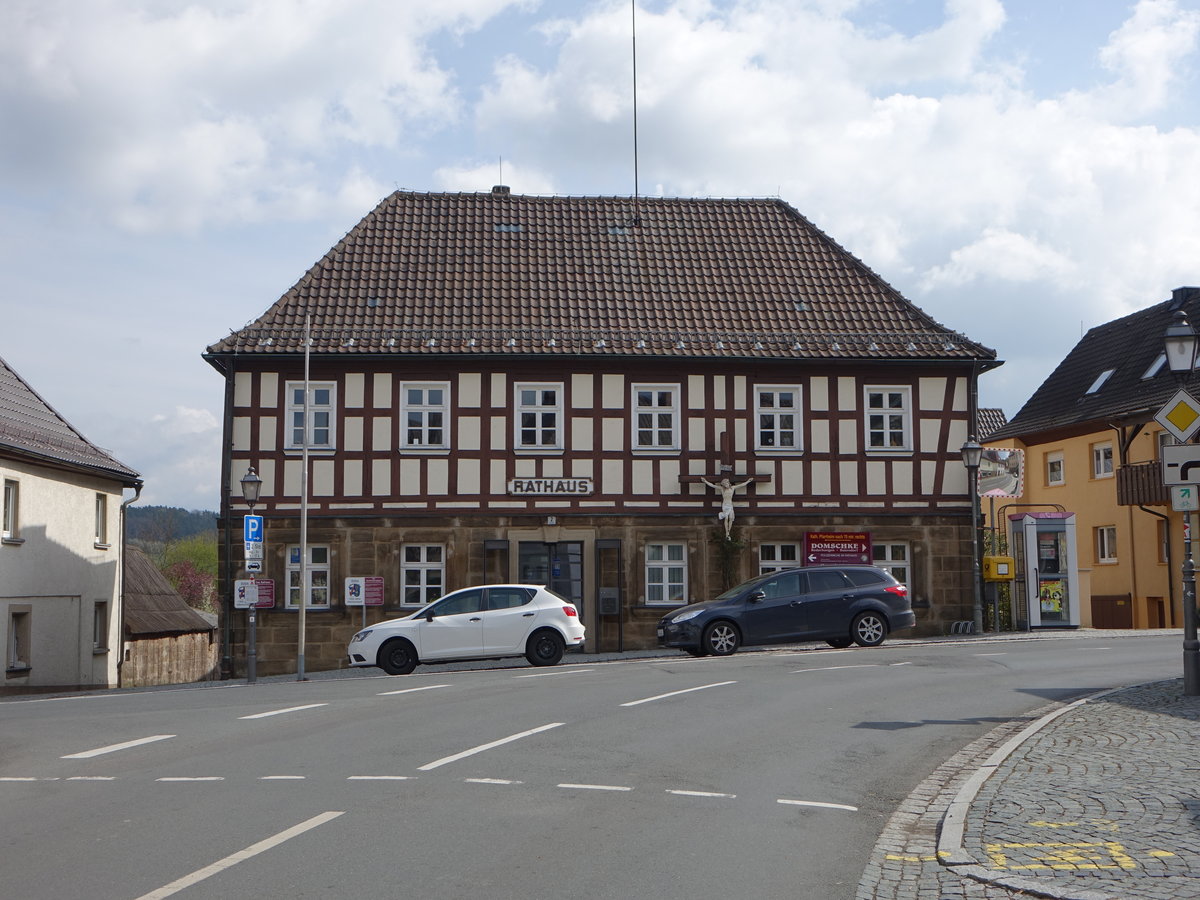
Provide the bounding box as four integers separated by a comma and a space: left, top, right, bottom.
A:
1162, 444, 1200, 485
1155, 389, 1200, 443
1172, 485, 1200, 512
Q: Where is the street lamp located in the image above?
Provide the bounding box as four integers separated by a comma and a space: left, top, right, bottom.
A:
1163, 310, 1200, 696
961, 437, 984, 635
240, 466, 263, 684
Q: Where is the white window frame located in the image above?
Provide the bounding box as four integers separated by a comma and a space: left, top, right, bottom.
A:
2, 479, 18, 540
401, 382, 450, 449
1096, 526, 1118, 564
401, 544, 445, 606
92, 601, 109, 651
759, 542, 800, 574
632, 385, 680, 451
514, 383, 564, 450
286, 544, 331, 610
645, 542, 687, 606
1092, 442, 1114, 479
8, 609, 30, 670
1085, 369, 1115, 394
754, 386, 802, 452
94, 493, 108, 547
872, 542, 911, 589
864, 386, 912, 451
1046, 451, 1064, 486
286, 381, 337, 450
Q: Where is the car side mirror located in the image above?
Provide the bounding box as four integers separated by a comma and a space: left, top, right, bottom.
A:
747, 590, 766, 603
425, 609, 436, 622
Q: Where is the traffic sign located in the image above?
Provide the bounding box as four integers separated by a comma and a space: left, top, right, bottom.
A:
1155, 389, 1200, 443
1172, 485, 1200, 512
234, 579, 275, 609
1162, 445, 1200, 485
244, 514, 264, 543
244, 541, 263, 561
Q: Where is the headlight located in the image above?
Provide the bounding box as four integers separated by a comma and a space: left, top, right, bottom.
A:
349, 630, 373, 643
671, 608, 704, 623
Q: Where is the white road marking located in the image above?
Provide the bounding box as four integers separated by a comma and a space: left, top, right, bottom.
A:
620, 681, 737, 707
465, 778, 523, 785
1076, 647, 1112, 651
260, 775, 306, 780
791, 665, 878, 674
62, 734, 175, 759
513, 668, 594, 679
132, 811, 343, 900
347, 775, 414, 781
377, 684, 450, 696
778, 798, 858, 812
157, 777, 224, 782
975, 652, 1007, 657
889, 661, 912, 666
558, 783, 633, 792
68, 776, 116, 781
418, 723, 564, 771
667, 789, 736, 798
239, 703, 328, 719
0, 777, 39, 782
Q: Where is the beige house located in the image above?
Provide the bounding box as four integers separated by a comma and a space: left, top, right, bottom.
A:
986, 287, 1200, 630
1, 355, 142, 691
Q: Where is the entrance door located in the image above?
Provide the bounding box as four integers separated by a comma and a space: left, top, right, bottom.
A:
518, 542, 584, 612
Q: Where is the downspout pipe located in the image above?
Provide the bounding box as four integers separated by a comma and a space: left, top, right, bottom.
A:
117, 481, 143, 688
1139, 505, 1176, 627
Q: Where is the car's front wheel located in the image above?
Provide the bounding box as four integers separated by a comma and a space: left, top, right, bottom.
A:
702, 621, 740, 656
378, 638, 419, 675
851, 611, 888, 647
526, 629, 565, 666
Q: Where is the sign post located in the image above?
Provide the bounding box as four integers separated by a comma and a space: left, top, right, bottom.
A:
240, 514, 265, 683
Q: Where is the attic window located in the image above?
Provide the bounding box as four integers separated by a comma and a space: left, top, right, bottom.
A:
1142, 353, 1167, 379
608, 225, 628, 236
494, 223, 523, 233
1086, 369, 1115, 394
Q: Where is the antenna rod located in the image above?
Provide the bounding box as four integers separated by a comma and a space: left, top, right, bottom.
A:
631, 0, 640, 202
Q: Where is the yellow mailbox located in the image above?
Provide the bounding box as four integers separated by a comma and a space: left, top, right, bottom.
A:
983, 555, 1015, 582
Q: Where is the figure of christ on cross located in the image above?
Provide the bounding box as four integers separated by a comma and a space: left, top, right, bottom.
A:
700, 476, 753, 539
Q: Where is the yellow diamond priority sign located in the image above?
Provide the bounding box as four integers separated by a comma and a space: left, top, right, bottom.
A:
1155, 389, 1200, 443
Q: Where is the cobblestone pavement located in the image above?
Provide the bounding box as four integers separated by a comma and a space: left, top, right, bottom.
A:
859, 678, 1200, 900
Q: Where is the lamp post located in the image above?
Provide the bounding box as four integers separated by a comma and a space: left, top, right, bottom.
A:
240, 466, 263, 684
961, 437, 984, 635
1163, 310, 1200, 696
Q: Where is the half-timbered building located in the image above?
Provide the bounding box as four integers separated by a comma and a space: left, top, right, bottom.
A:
204, 188, 999, 676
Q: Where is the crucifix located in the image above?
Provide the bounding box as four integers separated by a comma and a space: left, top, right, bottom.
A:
700, 476, 753, 538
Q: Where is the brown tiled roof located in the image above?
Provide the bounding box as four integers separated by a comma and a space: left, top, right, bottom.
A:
0, 355, 140, 484
205, 191, 997, 365
124, 547, 215, 636
977, 408, 1008, 439
990, 287, 1200, 443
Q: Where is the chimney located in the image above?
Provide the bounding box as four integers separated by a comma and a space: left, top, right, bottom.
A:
492, 185, 510, 196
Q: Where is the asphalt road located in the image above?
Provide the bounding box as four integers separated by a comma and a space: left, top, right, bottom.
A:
0, 633, 1181, 900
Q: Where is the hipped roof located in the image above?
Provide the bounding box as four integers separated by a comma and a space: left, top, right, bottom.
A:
205, 190, 997, 367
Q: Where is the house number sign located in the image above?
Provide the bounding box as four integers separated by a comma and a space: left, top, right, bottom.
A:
508, 478, 593, 496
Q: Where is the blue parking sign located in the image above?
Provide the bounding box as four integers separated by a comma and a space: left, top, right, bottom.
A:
244, 515, 263, 543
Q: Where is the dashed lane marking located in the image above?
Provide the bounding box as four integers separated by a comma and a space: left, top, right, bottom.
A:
777, 799, 858, 812
558, 783, 633, 792
377, 684, 450, 696
417, 722, 564, 771
667, 789, 736, 798
238, 703, 328, 720
347, 775, 414, 781
465, 778, 523, 785
620, 681, 737, 707
132, 811, 344, 900
260, 775, 306, 780
514, 668, 594, 679
791, 665, 878, 674
157, 777, 223, 782
62, 734, 175, 759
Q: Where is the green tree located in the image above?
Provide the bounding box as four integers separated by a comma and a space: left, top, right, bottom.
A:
161, 532, 218, 612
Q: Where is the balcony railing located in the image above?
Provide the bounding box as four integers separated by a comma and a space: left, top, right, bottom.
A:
1117, 460, 1169, 507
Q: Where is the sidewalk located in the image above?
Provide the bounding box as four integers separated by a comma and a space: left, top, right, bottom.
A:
859, 676, 1200, 900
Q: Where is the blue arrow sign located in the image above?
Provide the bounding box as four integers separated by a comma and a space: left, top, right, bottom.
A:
244, 514, 264, 543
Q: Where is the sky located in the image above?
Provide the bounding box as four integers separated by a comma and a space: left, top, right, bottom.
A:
3, 0, 1200, 510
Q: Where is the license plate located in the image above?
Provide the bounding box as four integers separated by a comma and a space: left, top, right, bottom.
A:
656, 627, 664, 638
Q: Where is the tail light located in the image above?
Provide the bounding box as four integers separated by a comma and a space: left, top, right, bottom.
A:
885, 585, 907, 597
562, 605, 579, 617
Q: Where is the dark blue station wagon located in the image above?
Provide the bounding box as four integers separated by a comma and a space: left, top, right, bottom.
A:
657, 565, 916, 656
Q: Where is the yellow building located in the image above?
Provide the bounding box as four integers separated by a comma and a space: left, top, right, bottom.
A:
986, 287, 1200, 630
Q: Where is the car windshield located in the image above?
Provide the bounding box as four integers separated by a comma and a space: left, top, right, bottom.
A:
713, 574, 773, 601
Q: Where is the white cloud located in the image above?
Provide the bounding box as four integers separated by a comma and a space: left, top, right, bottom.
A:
922, 228, 1076, 290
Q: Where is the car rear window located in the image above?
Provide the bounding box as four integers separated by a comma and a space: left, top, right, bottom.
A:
488, 587, 534, 610
807, 569, 850, 591
843, 569, 887, 587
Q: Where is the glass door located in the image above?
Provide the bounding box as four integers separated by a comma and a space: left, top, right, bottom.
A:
518, 542, 584, 613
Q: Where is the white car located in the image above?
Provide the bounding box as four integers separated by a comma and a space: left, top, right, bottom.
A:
348, 584, 586, 675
